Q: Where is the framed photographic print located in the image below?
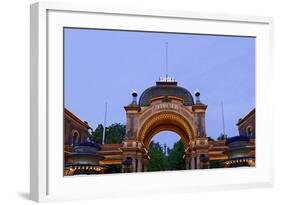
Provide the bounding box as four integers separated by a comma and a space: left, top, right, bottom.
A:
30, 2, 274, 202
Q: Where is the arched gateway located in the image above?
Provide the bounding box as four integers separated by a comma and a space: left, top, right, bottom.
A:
121, 77, 209, 172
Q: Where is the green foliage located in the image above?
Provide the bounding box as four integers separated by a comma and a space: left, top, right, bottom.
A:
208, 137, 214, 141
89, 124, 103, 144
209, 160, 223, 168
147, 142, 168, 172
89, 123, 126, 144
147, 140, 185, 172
217, 133, 228, 140
105, 164, 122, 174
166, 140, 185, 170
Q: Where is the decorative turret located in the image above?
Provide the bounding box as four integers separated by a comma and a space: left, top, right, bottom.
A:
124, 90, 140, 112
222, 135, 255, 167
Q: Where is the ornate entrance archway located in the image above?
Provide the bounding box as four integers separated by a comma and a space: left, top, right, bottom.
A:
138, 111, 193, 150
121, 77, 209, 172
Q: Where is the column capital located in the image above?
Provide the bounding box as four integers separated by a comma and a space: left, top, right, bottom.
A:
192, 104, 208, 112
124, 105, 141, 112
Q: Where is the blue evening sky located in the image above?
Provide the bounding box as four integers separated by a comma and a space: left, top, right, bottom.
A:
64, 28, 255, 148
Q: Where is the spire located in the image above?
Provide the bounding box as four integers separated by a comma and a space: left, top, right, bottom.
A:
165, 42, 169, 79
164, 144, 167, 156
102, 102, 107, 144
221, 101, 226, 137
158, 42, 176, 83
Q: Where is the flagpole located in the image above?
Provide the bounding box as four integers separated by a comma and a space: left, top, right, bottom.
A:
165, 42, 169, 79
221, 101, 226, 136
102, 102, 107, 144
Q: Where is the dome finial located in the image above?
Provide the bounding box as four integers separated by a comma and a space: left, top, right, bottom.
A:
131, 90, 138, 105
194, 89, 201, 104
158, 76, 176, 82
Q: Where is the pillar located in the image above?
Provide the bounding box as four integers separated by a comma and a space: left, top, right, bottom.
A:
137, 157, 142, 172
190, 156, 195, 169
185, 158, 190, 170
192, 104, 207, 138
143, 159, 148, 172
132, 157, 136, 172
196, 156, 201, 169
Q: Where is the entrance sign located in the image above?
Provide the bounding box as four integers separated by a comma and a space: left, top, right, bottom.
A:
30, 2, 274, 202
153, 103, 180, 111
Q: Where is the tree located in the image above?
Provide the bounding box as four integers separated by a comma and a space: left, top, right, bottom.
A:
147, 140, 185, 172
217, 133, 228, 140
147, 141, 167, 172
208, 136, 214, 141
106, 123, 126, 144
89, 124, 103, 144
166, 140, 185, 170
89, 123, 126, 144
209, 160, 223, 168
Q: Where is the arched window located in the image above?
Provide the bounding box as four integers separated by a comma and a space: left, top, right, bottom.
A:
247, 126, 253, 138
71, 130, 80, 145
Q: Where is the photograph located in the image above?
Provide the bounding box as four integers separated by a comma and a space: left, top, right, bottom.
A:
63, 28, 256, 176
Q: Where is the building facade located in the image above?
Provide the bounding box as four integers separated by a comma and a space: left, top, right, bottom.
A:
64, 108, 91, 146
222, 108, 256, 167
64, 108, 107, 176
63, 84, 256, 174
237, 109, 255, 138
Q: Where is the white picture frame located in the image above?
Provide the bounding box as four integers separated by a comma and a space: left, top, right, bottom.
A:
30, 2, 274, 202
